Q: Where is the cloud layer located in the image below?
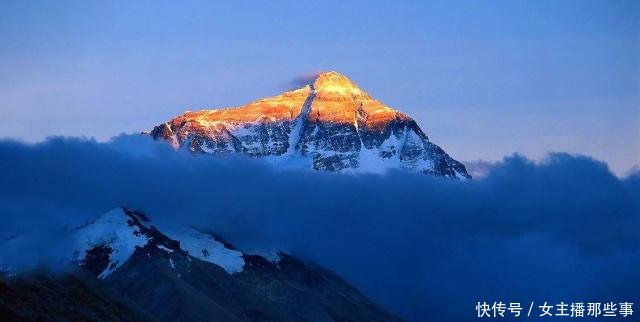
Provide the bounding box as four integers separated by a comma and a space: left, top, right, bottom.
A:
0, 135, 638, 322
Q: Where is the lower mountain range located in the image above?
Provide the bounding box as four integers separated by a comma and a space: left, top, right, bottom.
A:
0, 207, 403, 322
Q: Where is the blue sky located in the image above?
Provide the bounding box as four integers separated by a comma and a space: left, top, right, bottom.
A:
1, 0, 638, 174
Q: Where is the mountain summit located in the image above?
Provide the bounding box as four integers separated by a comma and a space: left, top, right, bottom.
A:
149, 71, 470, 178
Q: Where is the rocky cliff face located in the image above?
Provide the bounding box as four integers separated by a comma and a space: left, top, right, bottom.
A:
149, 71, 470, 178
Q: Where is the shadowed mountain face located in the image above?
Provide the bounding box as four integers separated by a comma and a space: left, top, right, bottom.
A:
149, 71, 470, 178
0, 207, 403, 322
0, 272, 155, 322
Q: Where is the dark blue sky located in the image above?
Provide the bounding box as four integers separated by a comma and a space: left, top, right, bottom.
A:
1, 0, 638, 173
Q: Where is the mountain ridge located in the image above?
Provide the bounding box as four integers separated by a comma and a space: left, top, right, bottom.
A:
149, 71, 471, 178
0, 207, 404, 322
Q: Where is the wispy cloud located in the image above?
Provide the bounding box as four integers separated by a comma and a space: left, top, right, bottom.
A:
460, 159, 500, 178
286, 71, 322, 90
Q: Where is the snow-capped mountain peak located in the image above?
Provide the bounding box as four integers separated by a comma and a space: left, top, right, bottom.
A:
1, 207, 404, 322
311, 71, 363, 94
71, 207, 275, 278
149, 71, 470, 178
